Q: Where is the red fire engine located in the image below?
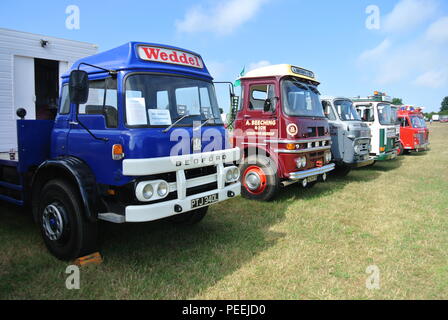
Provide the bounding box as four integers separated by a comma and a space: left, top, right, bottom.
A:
396, 106, 430, 155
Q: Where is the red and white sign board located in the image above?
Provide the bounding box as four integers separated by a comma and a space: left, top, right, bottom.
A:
138, 46, 204, 69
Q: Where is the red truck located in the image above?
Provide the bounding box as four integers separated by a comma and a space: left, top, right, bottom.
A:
396, 106, 430, 155
231, 64, 335, 201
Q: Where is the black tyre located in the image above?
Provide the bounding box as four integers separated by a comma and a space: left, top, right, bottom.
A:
304, 181, 318, 189
169, 206, 208, 225
38, 179, 98, 261
240, 154, 279, 201
333, 165, 351, 177
397, 143, 404, 156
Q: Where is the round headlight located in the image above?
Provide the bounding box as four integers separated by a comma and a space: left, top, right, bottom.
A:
232, 168, 240, 180
157, 182, 169, 197
301, 157, 307, 168
226, 170, 234, 182
296, 158, 302, 168
142, 184, 154, 199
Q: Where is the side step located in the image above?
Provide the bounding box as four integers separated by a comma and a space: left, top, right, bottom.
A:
0, 194, 23, 206
98, 213, 125, 224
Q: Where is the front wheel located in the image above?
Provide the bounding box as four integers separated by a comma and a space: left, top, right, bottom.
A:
38, 179, 98, 261
240, 154, 279, 201
169, 206, 208, 225
397, 143, 404, 156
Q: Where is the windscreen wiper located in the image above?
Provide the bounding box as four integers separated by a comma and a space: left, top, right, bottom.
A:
193, 116, 218, 130
162, 114, 198, 133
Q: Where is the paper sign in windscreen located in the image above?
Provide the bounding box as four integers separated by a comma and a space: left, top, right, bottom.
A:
148, 109, 172, 126
126, 98, 147, 125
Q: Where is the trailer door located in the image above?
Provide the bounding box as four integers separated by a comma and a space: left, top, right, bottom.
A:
14, 56, 36, 120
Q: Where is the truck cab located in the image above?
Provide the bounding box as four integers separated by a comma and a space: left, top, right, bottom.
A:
0, 42, 241, 260
232, 64, 335, 201
396, 106, 430, 155
321, 97, 374, 175
352, 92, 399, 162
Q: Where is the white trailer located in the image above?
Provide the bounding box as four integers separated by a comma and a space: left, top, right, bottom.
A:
0, 28, 97, 152
432, 115, 440, 121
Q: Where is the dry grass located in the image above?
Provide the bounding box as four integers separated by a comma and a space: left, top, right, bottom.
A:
0, 124, 447, 300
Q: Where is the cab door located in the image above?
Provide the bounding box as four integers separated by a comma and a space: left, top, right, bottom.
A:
51, 84, 71, 157
240, 80, 279, 145
66, 77, 121, 185
400, 116, 412, 148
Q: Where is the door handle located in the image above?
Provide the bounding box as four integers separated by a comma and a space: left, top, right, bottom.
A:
69, 121, 79, 126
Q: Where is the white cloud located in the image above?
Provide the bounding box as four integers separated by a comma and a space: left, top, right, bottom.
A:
247, 60, 271, 72
383, 0, 438, 34
176, 0, 268, 35
413, 70, 448, 88
357, 0, 448, 89
425, 16, 448, 43
358, 39, 392, 62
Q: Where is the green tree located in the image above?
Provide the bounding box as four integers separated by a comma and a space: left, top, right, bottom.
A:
441, 97, 448, 113
392, 98, 403, 105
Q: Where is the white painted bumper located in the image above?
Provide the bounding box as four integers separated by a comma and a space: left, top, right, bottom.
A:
125, 182, 241, 222
121, 148, 241, 223
123, 148, 240, 176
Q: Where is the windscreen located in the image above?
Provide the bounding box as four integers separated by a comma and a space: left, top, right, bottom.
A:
377, 103, 397, 125
125, 74, 223, 127
282, 79, 325, 118
410, 116, 426, 128
334, 99, 361, 121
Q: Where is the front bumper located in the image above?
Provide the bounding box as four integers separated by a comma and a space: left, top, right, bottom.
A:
288, 163, 335, 180
119, 148, 241, 223
126, 182, 240, 222
374, 150, 397, 161
345, 157, 375, 168
406, 142, 430, 151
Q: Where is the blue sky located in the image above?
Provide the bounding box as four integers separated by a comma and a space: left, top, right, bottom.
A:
1, 0, 447, 113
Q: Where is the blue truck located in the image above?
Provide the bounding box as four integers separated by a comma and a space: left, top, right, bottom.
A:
0, 42, 241, 260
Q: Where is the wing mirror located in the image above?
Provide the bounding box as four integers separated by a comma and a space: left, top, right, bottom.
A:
69, 70, 89, 104
263, 99, 272, 112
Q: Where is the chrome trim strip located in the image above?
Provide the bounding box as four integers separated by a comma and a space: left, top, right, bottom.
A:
265, 137, 331, 144
289, 164, 335, 180
242, 142, 267, 146
274, 146, 331, 154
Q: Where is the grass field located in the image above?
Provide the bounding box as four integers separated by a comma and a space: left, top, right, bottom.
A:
0, 123, 447, 300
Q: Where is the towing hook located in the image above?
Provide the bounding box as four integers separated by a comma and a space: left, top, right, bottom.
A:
227, 191, 235, 198
174, 205, 183, 213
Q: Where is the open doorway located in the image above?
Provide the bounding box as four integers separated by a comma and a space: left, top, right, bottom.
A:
34, 58, 59, 120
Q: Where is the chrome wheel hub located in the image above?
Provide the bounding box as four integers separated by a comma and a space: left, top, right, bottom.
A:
42, 204, 65, 241
245, 172, 261, 191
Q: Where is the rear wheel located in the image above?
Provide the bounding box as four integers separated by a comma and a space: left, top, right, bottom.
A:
240, 155, 279, 201
38, 179, 98, 261
169, 206, 208, 225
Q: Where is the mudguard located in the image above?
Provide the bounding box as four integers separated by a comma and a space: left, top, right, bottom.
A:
32, 157, 98, 223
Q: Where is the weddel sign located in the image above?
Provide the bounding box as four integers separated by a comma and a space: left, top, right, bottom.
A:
138, 46, 204, 69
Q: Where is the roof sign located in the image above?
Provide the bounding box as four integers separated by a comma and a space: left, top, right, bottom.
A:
138, 45, 204, 69
291, 66, 315, 79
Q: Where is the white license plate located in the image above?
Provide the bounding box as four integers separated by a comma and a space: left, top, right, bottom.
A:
308, 175, 318, 183
191, 193, 219, 209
